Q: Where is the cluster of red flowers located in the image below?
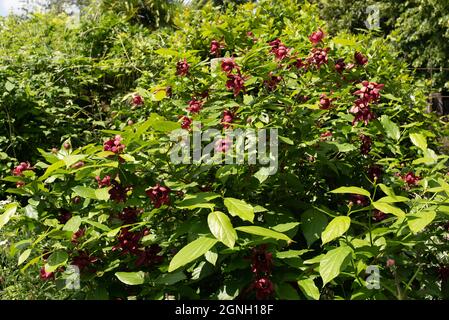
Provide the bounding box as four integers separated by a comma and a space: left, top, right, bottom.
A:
176, 58, 190, 76
187, 98, 203, 114
71, 251, 98, 272
146, 183, 171, 208
268, 38, 290, 60
401, 171, 420, 186
354, 51, 368, 65
220, 58, 246, 96
249, 245, 275, 300
334, 58, 346, 74
12, 162, 32, 176
350, 81, 384, 126
103, 135, 125, 154
95, 175, 111, 188
40, 267, 54, 281
307, 47, 329, 68
180, 115, 193, 130
112, 228, 163, 267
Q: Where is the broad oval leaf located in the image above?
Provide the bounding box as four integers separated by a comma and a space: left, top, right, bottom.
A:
224, 198, 254, 223
207, 211, 237, 248
0, 202, 18, 230
372, 202, 405, 218
45, 251, 68, 273
330, 187, 370, 197
301, 209, 328, 247
168, 237, 218, 272
319, 246, 353, 286
235, 226, 292, 242
63, 216, 82, 232
380, 115, 400, 141
321, 216, 351, 245
18, 249, 32, 266
410, 133, 427, 151
407, 210, 436, 234
115, 271, 145, 285
297, 278, 320, 300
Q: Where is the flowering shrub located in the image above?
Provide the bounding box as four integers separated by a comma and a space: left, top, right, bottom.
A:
1, 0, 449, 301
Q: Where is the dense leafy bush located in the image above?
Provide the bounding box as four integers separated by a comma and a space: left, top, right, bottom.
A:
316, 0, 449, 91
1, 0, 449, 300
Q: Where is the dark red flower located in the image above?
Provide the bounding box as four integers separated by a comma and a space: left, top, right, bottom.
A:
180, 116, 193, 130
135, 245, 164, 267
187, 98, 203, 114
386, 259, 395, 268
103, 135, 125, 154
349, 194, 369, 207
334, 58, 346, 73
307, 47, 329, 68
368, 165, 382, 181
319, 94, 332, 110
109, 181, 129, 203
146, 183, 171, 208
112, 228, 142, 255
360, 134, 372, 155
354, 51, 368, 65
294, 58, 306, 70
221, 110, 235, 129
132, 94, 144, 106
254, 277, 274, 300
264, 72, 283, 91
95, 175, 111, 188
221, 58, 239, 74
40, 267, 54, 281
354, 81, 384, 104
58, 209, 72, 224
226, 73, 246, 96
403, 172, 420, 186
71, 251, 98, 272
210, 40, 224, 57
12, 162, 32, 176
118, 207, 142, 224
250, 245, 273, 275
350, 100, 376, 126
309, 28, 325, 45
176, 58, 190, 76
71, 228, 85, 243
16, 181, 25, 188
268, 39, 289, 60
372, 209, 388, 222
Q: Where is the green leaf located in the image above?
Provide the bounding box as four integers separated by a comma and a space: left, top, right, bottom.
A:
39, 160, 65, 181
168, 237, 218, 272
321, 216, 351, 245
407, 211, 436, 234
319, 246, 352, 286
63, 154, 87, 168
297, 278, 320, 300
5, 81, 15, 91
330, 187, 370, 197
301, 209, 328, 247
0, 203, 18, 230
154, 48, 179, 57
115, 271, 145, 285
254, 167, 272, 184
24, 204, 38, 220
45, 251, 68, 273
73, 186, 109, 200
380, 115, 400, 141
376, 196, 409, 203
153, 271, 186, 286
235, 226, 292, 242
372, 202, 405, 218
207, 211, 237, 248
176, 192, 220, 210
63, 216, 82, 232
147, 113, 179, 132
409, 133, 427, 151
224, 198, 254, 223
18, 249, 32, 266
